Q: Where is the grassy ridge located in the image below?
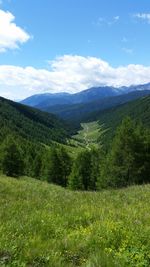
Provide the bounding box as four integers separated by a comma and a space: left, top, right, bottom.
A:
0, 176, 150, 266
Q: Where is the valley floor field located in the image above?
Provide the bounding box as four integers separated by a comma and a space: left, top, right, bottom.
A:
0, 175, 150, 266
72, 121, 104, 149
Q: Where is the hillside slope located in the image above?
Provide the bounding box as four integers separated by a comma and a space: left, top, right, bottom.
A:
0, 175, 150, 267
0, 97, 69, 144
88, 96, 150, 146
42, 90, 150, 122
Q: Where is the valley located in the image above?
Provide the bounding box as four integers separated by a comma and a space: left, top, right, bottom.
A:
1, 1, 150, 266
0, 86, 150, 267
72, 121, 103, 149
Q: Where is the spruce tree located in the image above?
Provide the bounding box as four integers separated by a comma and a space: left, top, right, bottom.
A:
1, 136, 24, 177
90, 148, 101, 190
47, 148, 61, 184
69, 150, 92, 190
57, 147, 72, 187
99, 117, 150, 188
47, 147, 72, 186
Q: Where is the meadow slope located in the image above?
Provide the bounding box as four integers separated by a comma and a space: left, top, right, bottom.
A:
0, 176, 150, 267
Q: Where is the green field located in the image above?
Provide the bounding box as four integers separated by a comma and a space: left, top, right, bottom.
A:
0, 175, 150, 267
54, 121, 104, 158
72, 121, 104, 149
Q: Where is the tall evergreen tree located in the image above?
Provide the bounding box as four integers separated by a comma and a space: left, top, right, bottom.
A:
47, 147, 72, 186
69, 149, 100, 190
90, 148, 101, 190
68, 150, 90, 190
98, 117, 150, 188
57, 147, 72, 187
1, 136, 24, 177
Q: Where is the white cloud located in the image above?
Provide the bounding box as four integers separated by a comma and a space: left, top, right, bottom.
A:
114, 16, 120, 21
134, 13, 150, 24
0, 55, 150, 100
0, 9, 30, 52
122, 47, 133, 55
95, 15, 120, 26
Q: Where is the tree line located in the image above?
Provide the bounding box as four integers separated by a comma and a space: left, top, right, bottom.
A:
0, 117, 149, 190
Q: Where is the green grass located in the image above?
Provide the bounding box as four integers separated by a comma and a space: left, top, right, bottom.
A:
72, 121, 104, 149
0, 175, 150, 267
51, 122, 105, 158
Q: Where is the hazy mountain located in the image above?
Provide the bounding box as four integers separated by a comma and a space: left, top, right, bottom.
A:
21, 83, 150, 109
21, 92, 71, 107
40, 90, 150, 122
21, 86, 120, 108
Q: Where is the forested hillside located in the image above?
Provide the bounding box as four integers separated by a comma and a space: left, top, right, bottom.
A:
0, 95, 149, 189
88, 96, 150, 147
40, 90, 150, 122
0, 97, 70, 144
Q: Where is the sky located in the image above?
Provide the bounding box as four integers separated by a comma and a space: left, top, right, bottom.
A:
1, 0, 150, 100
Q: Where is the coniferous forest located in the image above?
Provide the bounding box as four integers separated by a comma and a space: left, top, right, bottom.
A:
0, 95, 150, 189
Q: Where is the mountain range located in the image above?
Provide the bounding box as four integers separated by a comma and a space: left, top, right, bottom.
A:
20, 83, 150, 124
21, 83, 150, 109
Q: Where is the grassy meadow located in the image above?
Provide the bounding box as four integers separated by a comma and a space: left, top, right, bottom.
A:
0, 175, 150, 266
54, 121, 104, 159
72, 121, 104, 149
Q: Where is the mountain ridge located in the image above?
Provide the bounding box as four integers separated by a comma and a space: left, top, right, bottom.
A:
21, 82, 150, 109
40, 90, 150, 123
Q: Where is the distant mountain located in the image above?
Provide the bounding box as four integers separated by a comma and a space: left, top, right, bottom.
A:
21, 92, 71, 108
21, 83, 150, 109
41, 90, 150, 122
0, 97, 70, 145
21, 86, 120, 108
119, 83, 150, 93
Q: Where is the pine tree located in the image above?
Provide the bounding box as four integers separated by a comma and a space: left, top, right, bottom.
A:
33, 152, 43, 179
47, 147, 72, 186
132, 124, 150, 184
109, 117, 135, 187
69, 150, 92, 190
99, 117, 150, 188
47, 148, 61, 184
57, 147, 72, 187
1, 136, 24, 177
90, 148, 101, 190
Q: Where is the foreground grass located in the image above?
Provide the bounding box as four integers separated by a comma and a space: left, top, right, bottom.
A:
0, 176, 150, 266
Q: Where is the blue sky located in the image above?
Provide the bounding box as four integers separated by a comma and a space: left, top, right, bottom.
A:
1, 0, 150, 99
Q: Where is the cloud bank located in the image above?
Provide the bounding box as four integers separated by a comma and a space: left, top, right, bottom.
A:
134, 13, 150, 24
0, 55, 150, 99
0, 9, 30, 52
